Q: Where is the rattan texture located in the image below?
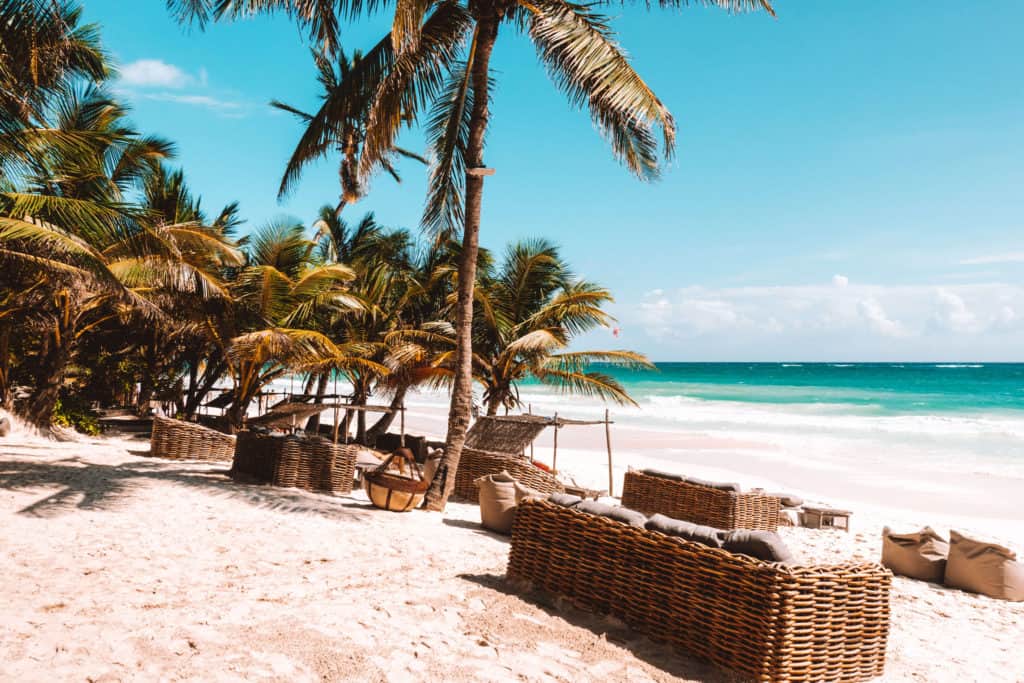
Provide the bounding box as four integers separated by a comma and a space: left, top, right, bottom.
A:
231, 431, 357, 494
150, 416, 236, 462
507, 499, 891, 682
621, 470, 782, 531
452, 447, 564, 501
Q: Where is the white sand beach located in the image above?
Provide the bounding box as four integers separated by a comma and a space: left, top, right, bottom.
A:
1, 425, 1022, 682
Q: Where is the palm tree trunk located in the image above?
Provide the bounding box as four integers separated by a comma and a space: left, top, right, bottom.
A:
424, 17, 499, 511
0, 323, 11, 410
25, 331, 71, 431
304, 371, 330, 433
366, 383, 408, 444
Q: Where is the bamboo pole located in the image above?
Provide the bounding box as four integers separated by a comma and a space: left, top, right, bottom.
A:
332, 404, 340, 443
552, 411, 559, 472
605, 408, 614, 497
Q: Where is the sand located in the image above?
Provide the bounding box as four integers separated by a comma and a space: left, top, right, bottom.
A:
1, 431, 1022, 682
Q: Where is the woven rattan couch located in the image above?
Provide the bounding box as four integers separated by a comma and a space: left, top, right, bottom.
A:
621, 469, 781, 532
508, 499, 891, 682
231, 431, 357, 494
150, 416, 236, 462
452, 448, 564, 501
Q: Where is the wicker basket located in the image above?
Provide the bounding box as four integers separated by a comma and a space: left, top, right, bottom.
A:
453, 447, 564, 502
150, 416, 236, 462
364, 450, 430, 512
231, 431, 357, 495
508, 499, 891, 682
621, 470, 781, 531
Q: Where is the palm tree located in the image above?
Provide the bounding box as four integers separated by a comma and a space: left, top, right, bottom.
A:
272, 49, 427, 214
219, 217, 374, 430
166, 0, 775, 507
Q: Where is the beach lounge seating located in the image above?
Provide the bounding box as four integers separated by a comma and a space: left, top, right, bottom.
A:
508, 498, 892, 682
453, 448, 564, 501
231, 431, 358, 494
621, 468, 781, 531
150, 415, 236, 462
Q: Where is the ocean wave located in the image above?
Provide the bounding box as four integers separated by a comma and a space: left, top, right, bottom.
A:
935, 364, 984, 368
781, 363, 803, 367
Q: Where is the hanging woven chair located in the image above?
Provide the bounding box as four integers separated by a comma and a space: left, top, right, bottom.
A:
364, 449, 431, 512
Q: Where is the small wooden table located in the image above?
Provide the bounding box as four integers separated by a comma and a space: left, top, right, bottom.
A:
802, 506, 852, 532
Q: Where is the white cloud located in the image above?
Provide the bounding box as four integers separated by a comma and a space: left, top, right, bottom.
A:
120, 59, 192, 88
959, 252, 1024, 265
140, 92, 244, 116
624, 281, 1024, 360
832, 274, 849, 288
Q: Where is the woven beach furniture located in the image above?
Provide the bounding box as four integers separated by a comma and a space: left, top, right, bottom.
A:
621, 469, 781, 531
150, 415, 236, 462
364, 449, 432, 512
508, 498, 891, 682
231, 431, 357, 495
453, 448, 564, 501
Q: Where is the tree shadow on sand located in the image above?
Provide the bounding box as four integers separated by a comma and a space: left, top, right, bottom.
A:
0, 454, 374, 522
459, 572, 739, 683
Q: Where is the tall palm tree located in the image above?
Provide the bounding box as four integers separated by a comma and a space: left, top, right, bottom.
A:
166, 0, 775, 507
272, 49, 427, 214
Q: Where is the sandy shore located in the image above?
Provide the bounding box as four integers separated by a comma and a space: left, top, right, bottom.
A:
1, 434, 1022, 682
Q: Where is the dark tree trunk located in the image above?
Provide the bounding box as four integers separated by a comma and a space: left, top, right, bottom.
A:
25, 332, 71, 431
304, 371, 330, 433
424, 16, 499, 511
183, 357, 227, 419
365, 383, 408, 443
0, 324, 11, 410
486, 392, 502, 417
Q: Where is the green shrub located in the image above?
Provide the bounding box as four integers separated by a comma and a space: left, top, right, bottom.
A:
53, 396, 102, 436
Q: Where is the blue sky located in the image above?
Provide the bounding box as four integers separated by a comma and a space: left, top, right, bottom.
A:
85, 1, 1024, 361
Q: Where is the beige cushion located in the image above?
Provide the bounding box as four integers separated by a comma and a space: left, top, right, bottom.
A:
944, 530, 1024, 601
881, 526, 949, 583
475, 471, 518, 535
513, 481, 545, 502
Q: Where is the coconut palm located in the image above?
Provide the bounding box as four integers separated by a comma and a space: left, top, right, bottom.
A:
166, 0, 775, 507
272, 48, 427, 214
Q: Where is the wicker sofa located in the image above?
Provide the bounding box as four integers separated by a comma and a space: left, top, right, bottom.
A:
452, 447, 564, 501
231, 431, 358, 495
508, 498, 891, 682
621, 469, 781, 532
150, 416, 236, 462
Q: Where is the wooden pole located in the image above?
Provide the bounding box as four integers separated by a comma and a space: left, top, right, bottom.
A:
528, 403, 534, 460
400, 405, 406, 447
332, 404, 340, 443
552, 411, 559, 473
605, 408, 614, 497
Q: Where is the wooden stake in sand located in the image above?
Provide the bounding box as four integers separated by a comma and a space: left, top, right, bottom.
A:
552, 411, 559, 472
400, 405, 406, 448
605, 408, 614, 497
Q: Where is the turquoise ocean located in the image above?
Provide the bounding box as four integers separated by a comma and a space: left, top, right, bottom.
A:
504, 362, 1024, 480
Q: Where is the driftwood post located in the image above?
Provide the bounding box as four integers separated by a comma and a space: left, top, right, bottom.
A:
605, 408, 614, 497
528, 404, 534, 460
400, 405, 406, 448
552, 412, 559, 472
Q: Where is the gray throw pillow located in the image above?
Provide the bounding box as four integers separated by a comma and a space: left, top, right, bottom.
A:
723, 530, 794, 564
640, 468, 685, 481
576, 500, 648, 528
547, 492, 583, 508
685, 476, 742, 493
644, 514, 726, 548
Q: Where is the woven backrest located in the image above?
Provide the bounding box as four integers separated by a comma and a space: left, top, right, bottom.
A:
452, 447, 564, 501
231, 431, 357, 494
463, 416, 548, 454
150, 416, 236, 462
508, 499, 891, 682
621, 470, 781, 531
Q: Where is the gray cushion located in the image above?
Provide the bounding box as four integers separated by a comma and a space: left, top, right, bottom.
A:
640, 468, 685, 481
644, 514, 726, 548
685, 476, 742, 493
768, 492, 803, 508
548, 493, 583, 508
723, 530, 794, 564
576, 500, 648, 528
